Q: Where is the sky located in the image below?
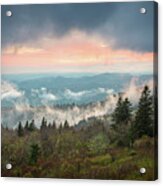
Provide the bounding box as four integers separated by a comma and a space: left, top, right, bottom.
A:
1, 2, 156, 74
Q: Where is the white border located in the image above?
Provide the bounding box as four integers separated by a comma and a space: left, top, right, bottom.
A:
0, 0, 162, 186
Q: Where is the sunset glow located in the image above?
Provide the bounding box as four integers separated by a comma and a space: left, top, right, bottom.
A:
2, 30, 153, 74
2, 2, 155, 74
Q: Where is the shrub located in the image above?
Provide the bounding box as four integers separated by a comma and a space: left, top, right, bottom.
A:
133, 135, 154, 149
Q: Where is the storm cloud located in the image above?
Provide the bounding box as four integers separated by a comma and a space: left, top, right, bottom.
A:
1, 1, 156, 52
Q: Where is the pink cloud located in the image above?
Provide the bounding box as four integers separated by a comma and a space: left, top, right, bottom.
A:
2, 30, 154, 74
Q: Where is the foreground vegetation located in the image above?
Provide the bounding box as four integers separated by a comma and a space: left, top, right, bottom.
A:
1, 86, 157, 180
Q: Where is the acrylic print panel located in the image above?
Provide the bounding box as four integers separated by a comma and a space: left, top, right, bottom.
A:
1, 1, 158, 180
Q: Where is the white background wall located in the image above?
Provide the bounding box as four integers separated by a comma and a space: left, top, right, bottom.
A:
0, 0, 162, 186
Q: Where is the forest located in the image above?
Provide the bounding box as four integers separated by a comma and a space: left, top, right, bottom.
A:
1, 85, 157, 180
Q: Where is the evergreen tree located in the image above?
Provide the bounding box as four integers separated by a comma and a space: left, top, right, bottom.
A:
58, 123, 62, 134
24, 121, 29, 130
29, 144, 40, 164
17, 121, 24, 137
28, 120, 36, 132
112, 97, 132, 126
111, 97, 132, 146
64, 120, 69, 129
112, 97, 123, 125
132, 85, 153, 139
41, 117, 47, 130
123, 98, 132, 124
52, 120, 56, 129
48, 122, 52, 128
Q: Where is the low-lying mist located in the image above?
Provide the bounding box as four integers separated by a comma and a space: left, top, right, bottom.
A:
1, 78, 153, 129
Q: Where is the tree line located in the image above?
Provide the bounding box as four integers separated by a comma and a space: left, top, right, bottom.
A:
17, 85, 154, 143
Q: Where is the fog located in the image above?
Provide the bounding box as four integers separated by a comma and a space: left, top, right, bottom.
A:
1, 78, 153, 129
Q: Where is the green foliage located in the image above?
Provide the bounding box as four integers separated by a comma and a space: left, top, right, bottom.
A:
29, 144, 40, 165
57, 123, 63, 134
28, 120, 36, 132
132, 86, 154, 139
60, 161, 76, 178
87, 133, 109, 155
133, 135, 154, 149
1, 123, 156, 180
89, 154, 112, 166
52, 121, 56, 129
17, 121, 24, 137
41, 117, 47, 130
112, 97, 132, 126
1, 87, 156, 180
24, 121, 29, 130
128, 150, 137, 156
63, 120, 69, 129
111, 97, 132, 147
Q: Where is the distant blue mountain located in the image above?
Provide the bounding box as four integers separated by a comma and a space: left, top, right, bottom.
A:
17, 72, 152, 92
1, 73, 153, 128
2, 73, 153, 107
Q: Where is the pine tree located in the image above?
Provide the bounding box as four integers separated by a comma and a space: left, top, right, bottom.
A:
52, 120, 56, 129
17, 121, 24, 137
58, 123, 62, 134
123, 98, 132, 124
133, 85, 153, 139
48, 122, 52, 128
112, 97, 123, 125
28, 120, 36, 132
29, 144, 40, 164
40, 117, 47, 130
24, 121, 29, 130
64, 120, 69, 129
112, 97, 132, 126
111, 97, 132, 146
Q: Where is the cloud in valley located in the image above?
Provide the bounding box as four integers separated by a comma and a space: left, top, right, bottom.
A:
1, 81, 24, 100
1, 78, 153, 128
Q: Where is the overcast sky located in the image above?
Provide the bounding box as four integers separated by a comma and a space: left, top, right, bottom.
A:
1, 2, 156, 74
